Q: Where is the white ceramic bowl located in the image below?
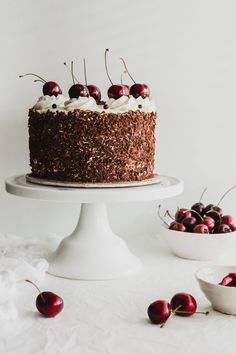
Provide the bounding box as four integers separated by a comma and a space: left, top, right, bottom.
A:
196, 266, 236, 315
161, 225, 235, 261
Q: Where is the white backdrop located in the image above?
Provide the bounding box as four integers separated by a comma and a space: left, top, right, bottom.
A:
0, 0, 236, 239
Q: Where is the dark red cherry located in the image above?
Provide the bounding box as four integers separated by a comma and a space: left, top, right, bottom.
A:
221, 215, 236, 231
130, 83, 150, 98
86, 85, 101, 102
193, 224, 209, 234
170, 293, 197, 317
204, 204, 215, 214
175, 208, 191, 222
206, 210, 221, 223
43, 81, 62, 97
217, 224, 232, 234
211, 206, 223, 215
69, 84, 89, 99
219, 273, 236, 286
182, 216, 197, 232
203, 216, 215, 231
191, 202, 205, 217
36, 291, 64, 317
107, 85, 129, 99
147, 300, 171, 325
169, 221, 186, 232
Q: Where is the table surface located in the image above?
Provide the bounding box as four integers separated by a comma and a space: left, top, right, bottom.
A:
1, 231, 236, 354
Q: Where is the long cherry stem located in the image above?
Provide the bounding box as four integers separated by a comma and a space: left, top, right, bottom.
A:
199, 187, 207, 203
120, 70, 127, 85
19, 73, 47, 83
105, 48, 113, 85
217, 185, 236, 206
25, 279, 45, 303
158, 205, 169, 227
160, 305, 182, 328
83, 58, 88, 86
175, 310, 209, 315
165, 210, 175, 220
64, 62, 79, 84
120, 57, 136, 84
34, 79, 45, 84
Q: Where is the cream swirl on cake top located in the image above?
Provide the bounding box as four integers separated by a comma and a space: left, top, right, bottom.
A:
33, 95, 65, 112
105, 95, 156, 113
64, 96, 97, 111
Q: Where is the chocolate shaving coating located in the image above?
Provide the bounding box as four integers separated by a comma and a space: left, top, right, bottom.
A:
28, 109, 157, 183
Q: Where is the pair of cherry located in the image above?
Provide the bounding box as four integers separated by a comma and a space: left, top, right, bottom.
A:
148, 293, 209, 328
20, 49, 149, 103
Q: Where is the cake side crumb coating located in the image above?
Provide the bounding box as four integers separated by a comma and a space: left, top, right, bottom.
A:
28, 109, 156, 183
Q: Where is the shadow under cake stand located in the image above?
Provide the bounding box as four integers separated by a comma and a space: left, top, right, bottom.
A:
5, 174, 183, 280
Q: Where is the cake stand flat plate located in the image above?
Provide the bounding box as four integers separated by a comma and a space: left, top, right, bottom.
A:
25, 173, 162, 189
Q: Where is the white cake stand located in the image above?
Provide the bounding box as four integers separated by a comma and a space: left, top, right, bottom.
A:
5, 175, 183, 280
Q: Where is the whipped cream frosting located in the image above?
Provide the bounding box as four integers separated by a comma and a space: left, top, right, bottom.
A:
105, 96, 156, 113
33, 94, 65, 112
64, 96, 97, 111
32, 95, 156, 113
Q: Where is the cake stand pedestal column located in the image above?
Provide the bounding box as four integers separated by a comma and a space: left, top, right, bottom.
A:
5, 175, 183, 280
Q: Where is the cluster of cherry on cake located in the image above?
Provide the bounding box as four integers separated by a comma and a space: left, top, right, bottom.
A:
159, 186, 236, 234
19, 48, 150, 103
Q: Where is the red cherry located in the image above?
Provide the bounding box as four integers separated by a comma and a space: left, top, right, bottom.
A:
68, 84, 89, 99
206, 210, 221, 223
130, 83, 150, 98
203, 216, 215, 231
182, 216, 197, 232
26, 280, 64, 318
86, 85, 101, 102
36, 291, 64, 317
107, 85, 129, 99
217, 224, 232, 233
43, 81, 62, 97
191, 202, 205, 217
147, 300, 171, 325
19, 73, 62, 97
193, 224, 209, 234
169, 221, 186, 232
175, 208, 192, 222
170, 293, 197, 317
222, 215, 235, 231
204, 204, 215, 214
219, 273, 236, 286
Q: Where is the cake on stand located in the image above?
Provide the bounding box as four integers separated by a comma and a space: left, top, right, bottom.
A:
5, 175, 183, 280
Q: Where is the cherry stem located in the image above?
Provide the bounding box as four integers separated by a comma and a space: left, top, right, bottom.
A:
19, 73, 47, 83
160, 305, 182, 328
105, 48, 113, 85
120, 57, 136, 84
190, 209, 204, 222
120, 70, 127, 85
83, 58, 88, 86
64, 62, 79, 84
164, 210, 175, 220
217, 185, 236, 206
199, 187, 207, 203
34, 79, 45, 84
158, 205, 169, 227
175, 310, 209, 315
25, 279, 45, 303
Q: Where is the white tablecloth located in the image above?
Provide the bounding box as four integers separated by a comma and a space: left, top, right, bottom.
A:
0, 232, 235, 354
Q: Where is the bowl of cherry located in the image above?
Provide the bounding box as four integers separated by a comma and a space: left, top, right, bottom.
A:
159, 187, 236, 261
196, 266, 236, 315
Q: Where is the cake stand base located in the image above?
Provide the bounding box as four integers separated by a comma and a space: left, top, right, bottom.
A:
48, 203, 142, 280
5, 174, 183, 280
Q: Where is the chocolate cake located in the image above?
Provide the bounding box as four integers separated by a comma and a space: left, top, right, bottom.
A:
28, 107, 156, 183
24, 61, 157, 184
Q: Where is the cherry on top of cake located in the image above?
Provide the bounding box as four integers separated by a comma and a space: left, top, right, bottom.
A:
19, 73, 62, 97
64, 61, 101, 103
104, 48, 150, 100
